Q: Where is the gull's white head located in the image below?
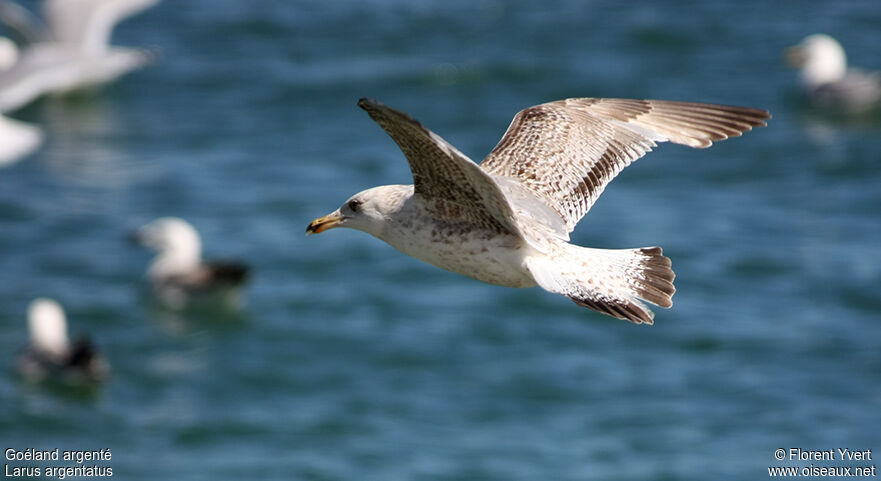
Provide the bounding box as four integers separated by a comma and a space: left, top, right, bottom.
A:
28, 298, 71, 360
787, 34, 847, 87
307, 185, 413, 239
0, 37, 19, 71
134, 217, 202, 278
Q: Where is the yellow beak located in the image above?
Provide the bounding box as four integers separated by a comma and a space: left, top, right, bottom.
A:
306, 211, 344, 235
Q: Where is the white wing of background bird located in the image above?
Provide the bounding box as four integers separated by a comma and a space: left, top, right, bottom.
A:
0, 0, 158, 112
0, 0, 49, 45
0, 35, 42, 163
43, 0, 159, 54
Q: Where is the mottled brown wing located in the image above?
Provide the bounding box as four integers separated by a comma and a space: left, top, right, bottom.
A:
358, 98, 522, 236
480, 98, 770, 232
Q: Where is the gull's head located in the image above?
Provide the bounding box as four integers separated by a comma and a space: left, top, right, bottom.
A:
131, 217, 203, 278
132, 217, 201, 254
0, 37, 19, 72
307, 185, 412, 238
27, 298, 71, 360
786, 34, 847, 87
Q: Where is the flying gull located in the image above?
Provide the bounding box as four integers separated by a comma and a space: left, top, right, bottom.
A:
18, 298, 109, 382
0, 0, 159, 113
131, 217, 250, 309
308, 98, 769, 324
786, 34, 881, 113
0, 36, 42, 166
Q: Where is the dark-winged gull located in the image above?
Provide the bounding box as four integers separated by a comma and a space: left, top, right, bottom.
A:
0, 0, 159, 113
18, 298, 109, 382
132, 217, 250, 309
308, 98, 769, 324
786, 34, 881, 113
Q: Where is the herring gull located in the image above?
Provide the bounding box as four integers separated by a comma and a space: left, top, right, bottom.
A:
18, 298, 109, 382
308, 98, 769, 324
786, 34, 881, 113
131, 217, 250, 309
0, 0, 159, 113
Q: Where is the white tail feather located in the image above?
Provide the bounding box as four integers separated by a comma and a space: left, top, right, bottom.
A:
525, 244, 675, 324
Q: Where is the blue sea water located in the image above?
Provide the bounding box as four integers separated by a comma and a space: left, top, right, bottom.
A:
1, 1, 879, 479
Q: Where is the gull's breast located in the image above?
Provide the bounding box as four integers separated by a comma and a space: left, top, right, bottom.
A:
381, 223, 536, 288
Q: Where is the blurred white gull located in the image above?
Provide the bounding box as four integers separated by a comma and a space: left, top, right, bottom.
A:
786, 34, 881, 112
0, 0, 159, 113
0, 36, 42, 166
18, 298, 109, 382
132, 217, 251, 309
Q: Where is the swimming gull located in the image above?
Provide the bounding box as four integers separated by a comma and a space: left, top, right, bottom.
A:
18, 298, 109, 382
131, 217, 250, 309
0, 36, 42, 165
0, 0, 159, 113
308, 98, 769, 324
786, 34, 881, 113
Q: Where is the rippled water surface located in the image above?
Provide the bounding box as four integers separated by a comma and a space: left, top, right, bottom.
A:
1, 1, 879, 480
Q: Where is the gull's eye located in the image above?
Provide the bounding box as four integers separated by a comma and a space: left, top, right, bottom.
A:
347, 199, 362, 212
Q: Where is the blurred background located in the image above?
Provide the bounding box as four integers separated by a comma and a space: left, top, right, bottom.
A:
1, 0, 879, 479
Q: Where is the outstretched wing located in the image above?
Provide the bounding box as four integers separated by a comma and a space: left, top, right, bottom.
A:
0, 0, 50, 45
480, 98, 770, 233
358, 98, 523, 238
43, 0, 158, 54
0, 45, 78, 112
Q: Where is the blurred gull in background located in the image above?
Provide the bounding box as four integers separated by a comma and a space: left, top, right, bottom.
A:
786, 34, 881, 113
17, 298, 109, 382
0, 35, 42, 166
131, 217, 251, 310
0, 0, 159, 113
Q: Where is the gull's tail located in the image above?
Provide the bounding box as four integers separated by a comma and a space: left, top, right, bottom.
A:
525, 244, 675, 324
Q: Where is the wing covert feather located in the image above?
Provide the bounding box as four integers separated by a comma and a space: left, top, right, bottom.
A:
358, 98, 523, 238
480, 98, 770, 232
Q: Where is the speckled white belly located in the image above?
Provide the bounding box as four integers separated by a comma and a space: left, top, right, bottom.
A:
381, 226, 537, 288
